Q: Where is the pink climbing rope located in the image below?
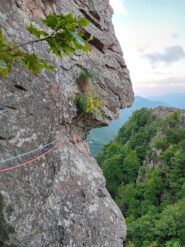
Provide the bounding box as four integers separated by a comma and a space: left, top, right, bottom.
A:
0, 140, 63, 174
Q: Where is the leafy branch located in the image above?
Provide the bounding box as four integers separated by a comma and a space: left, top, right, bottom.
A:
0, 13, 92, 77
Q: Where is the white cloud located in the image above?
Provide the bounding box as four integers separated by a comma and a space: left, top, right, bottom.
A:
109, 0, 128, 16
144, 45, 185, 65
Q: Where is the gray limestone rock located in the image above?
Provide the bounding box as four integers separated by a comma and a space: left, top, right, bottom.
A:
0, 0, 134, 246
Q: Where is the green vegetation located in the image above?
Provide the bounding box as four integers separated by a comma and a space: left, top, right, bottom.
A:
0, 13, 91, 77
87, 96, 167, 157
79, 68, 93, 80
74, 93, 102, 115
97, 108, 185, 247
74, 68, 102, 116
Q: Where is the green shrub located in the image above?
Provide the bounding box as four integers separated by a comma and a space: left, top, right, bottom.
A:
74, 93, 102, 115
79, 69, 93, 80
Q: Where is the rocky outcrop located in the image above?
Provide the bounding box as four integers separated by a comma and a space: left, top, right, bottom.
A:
137, 107, 185, 182
153, 106, 185, 126
0, 0, 134, 246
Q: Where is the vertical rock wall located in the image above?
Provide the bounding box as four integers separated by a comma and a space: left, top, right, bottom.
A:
0, 0, 134, 246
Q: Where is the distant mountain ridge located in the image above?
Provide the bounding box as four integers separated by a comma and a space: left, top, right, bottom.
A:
87, 96, 167, 155
148, 93, 185, 109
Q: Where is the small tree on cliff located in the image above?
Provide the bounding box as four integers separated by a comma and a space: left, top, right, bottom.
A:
0, 13, 91, 77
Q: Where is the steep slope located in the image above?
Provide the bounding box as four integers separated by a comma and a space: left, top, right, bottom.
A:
0, 1, 134, 246
97, 107, 185, 247
87, 96, 167, 156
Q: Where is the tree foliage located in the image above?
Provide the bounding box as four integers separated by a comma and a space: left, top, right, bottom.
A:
96, 108, 185, 247
0, 13, 91, 77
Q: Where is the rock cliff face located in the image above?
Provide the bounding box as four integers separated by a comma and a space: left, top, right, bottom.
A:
0, 0, 134, 246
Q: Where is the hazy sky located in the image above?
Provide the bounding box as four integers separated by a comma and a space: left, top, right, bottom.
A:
109, 0, 185, 97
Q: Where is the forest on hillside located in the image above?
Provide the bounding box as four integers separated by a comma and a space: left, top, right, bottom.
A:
97, 108, 185, 247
